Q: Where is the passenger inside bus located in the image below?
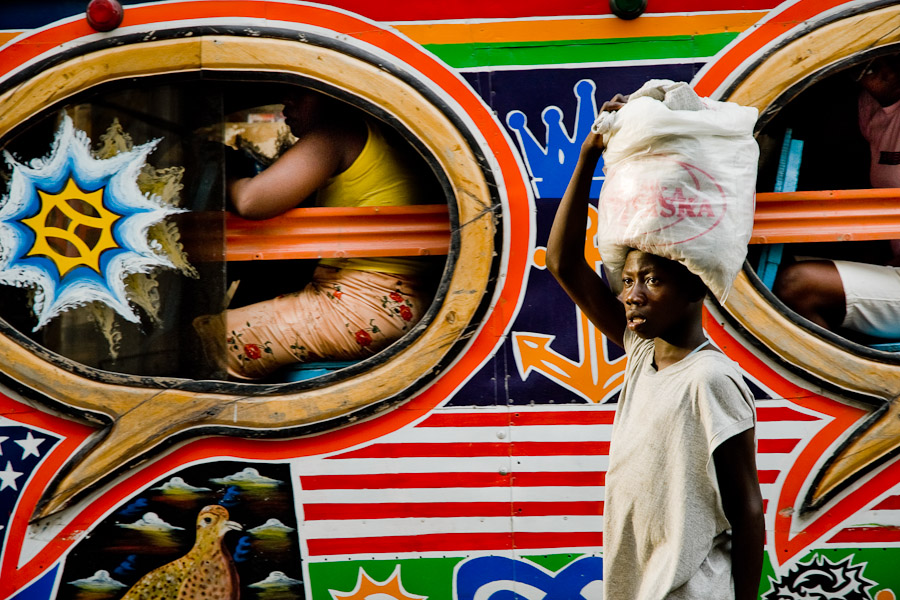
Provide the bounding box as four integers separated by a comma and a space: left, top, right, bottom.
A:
771, 55, 900, 341
194, 88, 437, 380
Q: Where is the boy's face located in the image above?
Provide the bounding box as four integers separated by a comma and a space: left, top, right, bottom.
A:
619, 250, 704, 340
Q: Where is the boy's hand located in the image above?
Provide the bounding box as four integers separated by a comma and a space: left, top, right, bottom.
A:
582, 94, 629, 156
600, 93, 629, 113
581, 131, 606, 155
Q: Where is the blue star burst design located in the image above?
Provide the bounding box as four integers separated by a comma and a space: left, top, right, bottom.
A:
0, 114, 185, 330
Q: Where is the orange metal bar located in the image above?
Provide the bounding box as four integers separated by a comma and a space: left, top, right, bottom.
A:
225, 204, 451, 261
751, 188, 900, 244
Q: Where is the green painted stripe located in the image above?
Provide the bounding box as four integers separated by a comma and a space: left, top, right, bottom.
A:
423, 32, 740, 68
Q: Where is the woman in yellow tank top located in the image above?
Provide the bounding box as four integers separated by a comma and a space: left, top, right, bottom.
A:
196, 89, 433, 380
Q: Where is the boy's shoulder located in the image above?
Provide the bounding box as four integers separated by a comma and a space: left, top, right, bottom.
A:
687, 349, 749, 391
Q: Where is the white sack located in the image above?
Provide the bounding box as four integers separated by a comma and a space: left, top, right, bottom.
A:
593, 80, 759, 301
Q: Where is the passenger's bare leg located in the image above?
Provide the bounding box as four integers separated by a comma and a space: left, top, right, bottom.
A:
773, 260, 847, 331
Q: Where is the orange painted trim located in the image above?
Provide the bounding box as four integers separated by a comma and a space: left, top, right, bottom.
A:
693, 0, 850, 97
751, 188, 900, 244
223, 205, 451, 261
393, 12, 766, 45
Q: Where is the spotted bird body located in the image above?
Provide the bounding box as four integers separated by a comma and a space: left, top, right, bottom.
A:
121, 505, 242, 600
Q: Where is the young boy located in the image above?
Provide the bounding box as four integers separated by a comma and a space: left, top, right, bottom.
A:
545, 95, 764, 600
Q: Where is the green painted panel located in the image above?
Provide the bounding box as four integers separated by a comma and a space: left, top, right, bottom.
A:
520, 552, 589, 571
760, 548, 900, 597
307, 549, 900, 600
307, 558, 462, 600
423, 32, 740, 68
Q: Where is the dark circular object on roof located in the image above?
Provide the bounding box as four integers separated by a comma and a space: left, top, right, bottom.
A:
610, 0, 647, 20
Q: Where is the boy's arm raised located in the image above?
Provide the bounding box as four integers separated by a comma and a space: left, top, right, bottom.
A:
546, 130, 626, 349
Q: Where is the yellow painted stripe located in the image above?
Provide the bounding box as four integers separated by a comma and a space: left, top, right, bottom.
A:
393, 12, 766, 45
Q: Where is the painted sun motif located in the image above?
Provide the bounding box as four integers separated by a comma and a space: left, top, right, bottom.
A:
0, 114, 186, 330
329, 566, 427, 600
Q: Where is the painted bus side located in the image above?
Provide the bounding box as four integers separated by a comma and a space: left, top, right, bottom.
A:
1, 2, 900, 600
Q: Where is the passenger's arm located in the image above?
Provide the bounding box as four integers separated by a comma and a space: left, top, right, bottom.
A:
228, 129, 344, 220
714, 428, 764, 600
546, 131, 626, 348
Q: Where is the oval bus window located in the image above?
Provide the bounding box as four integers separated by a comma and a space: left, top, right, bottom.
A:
747, 48, 900, 353
0, 76, 450, 382
0, 33, 497, 404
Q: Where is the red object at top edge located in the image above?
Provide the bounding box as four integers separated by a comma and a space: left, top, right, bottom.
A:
86, 0, 124, 32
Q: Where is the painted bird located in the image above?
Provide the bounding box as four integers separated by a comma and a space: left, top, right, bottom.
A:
121, 505, 242, 600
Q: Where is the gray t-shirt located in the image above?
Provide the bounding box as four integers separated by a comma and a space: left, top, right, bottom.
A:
603, 330, 756, 600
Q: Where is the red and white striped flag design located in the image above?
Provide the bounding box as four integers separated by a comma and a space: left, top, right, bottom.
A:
295, 402, 833, 560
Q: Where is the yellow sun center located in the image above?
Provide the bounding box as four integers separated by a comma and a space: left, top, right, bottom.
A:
22, 177, 122, 277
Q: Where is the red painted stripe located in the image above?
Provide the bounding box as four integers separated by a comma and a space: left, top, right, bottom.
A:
756, 407, 820, 422
306, 531, 602, 555
303, 500, 603, 520
758, 439, 799, 453
330, 441, 610, 459
873, 495, 900, 511
511, 411, 615, 426
417, 411, 615, 428
758, 470, 779, 484
314, 0, 780, 20
828, 526, 900, 544
300, 471, 606, 489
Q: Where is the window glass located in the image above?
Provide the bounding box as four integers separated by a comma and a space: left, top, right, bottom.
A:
0, 78, 446, 380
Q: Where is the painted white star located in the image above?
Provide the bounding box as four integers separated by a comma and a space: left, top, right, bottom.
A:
0, 461, 23, 491
0, 436, 8, 455
15, 432, 44, 459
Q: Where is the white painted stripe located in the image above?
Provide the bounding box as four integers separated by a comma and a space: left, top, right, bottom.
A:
304, 547, 602, 562
300, 456, 609, 474
377, 424, 611, 443
756, 421, 824, 440
300, 516, 604, 538
756, 454, 791, 471
300, 484, 776, 504
299, 486, 605, 504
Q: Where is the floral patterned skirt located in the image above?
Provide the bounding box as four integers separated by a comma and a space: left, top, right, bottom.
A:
218, 266, 429, 380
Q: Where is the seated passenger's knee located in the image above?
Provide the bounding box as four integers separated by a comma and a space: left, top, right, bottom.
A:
773, 263, 810, 309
